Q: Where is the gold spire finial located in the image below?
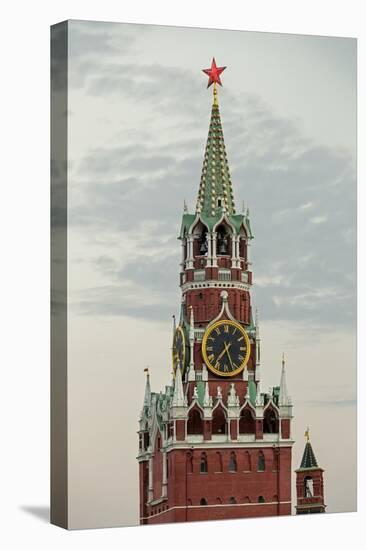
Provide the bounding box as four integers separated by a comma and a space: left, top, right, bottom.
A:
282, 352, 285, 367
213, 81, 218, 106
305, 426, 310, 442
144, 367, 149, 375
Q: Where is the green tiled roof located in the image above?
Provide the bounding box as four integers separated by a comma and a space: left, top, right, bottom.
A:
196, 102, 235, 217
300, 442, 319, 469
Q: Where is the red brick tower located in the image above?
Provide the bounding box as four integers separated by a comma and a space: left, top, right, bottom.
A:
295, 430, 326, 514
137, 59, 294, 525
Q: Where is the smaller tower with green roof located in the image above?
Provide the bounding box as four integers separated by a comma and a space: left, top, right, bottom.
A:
295, 428, 326, 514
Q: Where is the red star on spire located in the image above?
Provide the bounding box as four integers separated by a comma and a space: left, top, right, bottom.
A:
202, 58, 226, 88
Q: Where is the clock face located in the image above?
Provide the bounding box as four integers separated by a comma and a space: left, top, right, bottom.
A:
172, 326, 186, 373
202, 319, 250, 377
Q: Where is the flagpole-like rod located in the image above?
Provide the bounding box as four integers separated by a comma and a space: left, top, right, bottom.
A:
213, 81, 218, 105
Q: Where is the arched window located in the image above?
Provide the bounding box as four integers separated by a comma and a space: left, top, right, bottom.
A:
187, 498, 192, 506
216, 497, 222, 504
272, 495, 279, 503
187, 407, 203, 435
263, 408, 279, 433
200, 498, 208, 506
228, 452, 237, 472
215, 451, 223, 473
229, 496, 237, 504
258, 451, 265, 472
239, 408, 255, 434
212, 406, 227, 435
243, 451, 252, 472
243, 496, 250, 503
200, 452, 208, 473
199, 229, 208, 255
258, 496, 265, 503
304, 476, 314, 497
216, 225, 230, 255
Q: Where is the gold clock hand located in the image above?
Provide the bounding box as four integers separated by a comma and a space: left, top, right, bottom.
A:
215, 341, 232, 364
224, 342, 234, 370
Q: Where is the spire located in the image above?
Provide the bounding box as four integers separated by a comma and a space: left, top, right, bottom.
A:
299, 429, 319, 469
171, 362, 185, 407
143, 368, 151, 408
196, 59, 236, 217
278, 352, 291, 406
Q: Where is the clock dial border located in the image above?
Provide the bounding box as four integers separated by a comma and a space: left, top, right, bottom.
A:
202, 319, 251, 377
172, 325, 186, 373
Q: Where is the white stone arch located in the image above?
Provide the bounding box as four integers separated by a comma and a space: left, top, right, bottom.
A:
212, 213, 237, 235
239, 399, 256, 417
211, 397, 229, 416
263, 398, 280, 416
188, 213, 208, 236
238, 401, 256, 435
187, 398, 205, 416
211, 399, 229, 436
186, 400, 205, 436
263, 399, 280, 435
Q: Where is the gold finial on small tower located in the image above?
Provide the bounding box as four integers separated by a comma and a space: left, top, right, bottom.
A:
305, 426, 310, 442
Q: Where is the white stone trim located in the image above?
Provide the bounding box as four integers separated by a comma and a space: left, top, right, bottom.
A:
182, 280, 251, 293
164, 439, 295, 452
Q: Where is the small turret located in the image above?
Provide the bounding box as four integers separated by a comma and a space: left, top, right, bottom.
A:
295, 428, 326, 514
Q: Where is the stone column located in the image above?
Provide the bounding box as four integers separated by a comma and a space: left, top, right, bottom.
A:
212, 232, 218, 267
231, 235, 239, 268
180, 239, 186, 269
207, 232, 212, 267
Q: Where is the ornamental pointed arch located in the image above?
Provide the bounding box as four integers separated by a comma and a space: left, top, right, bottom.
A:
239, 403, 256, 435
263, 402, 280, 434
212, 213, 237, 235
212, 402, 228, 435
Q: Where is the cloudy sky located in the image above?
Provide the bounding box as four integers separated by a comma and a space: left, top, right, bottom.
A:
65, 20, 356, 528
